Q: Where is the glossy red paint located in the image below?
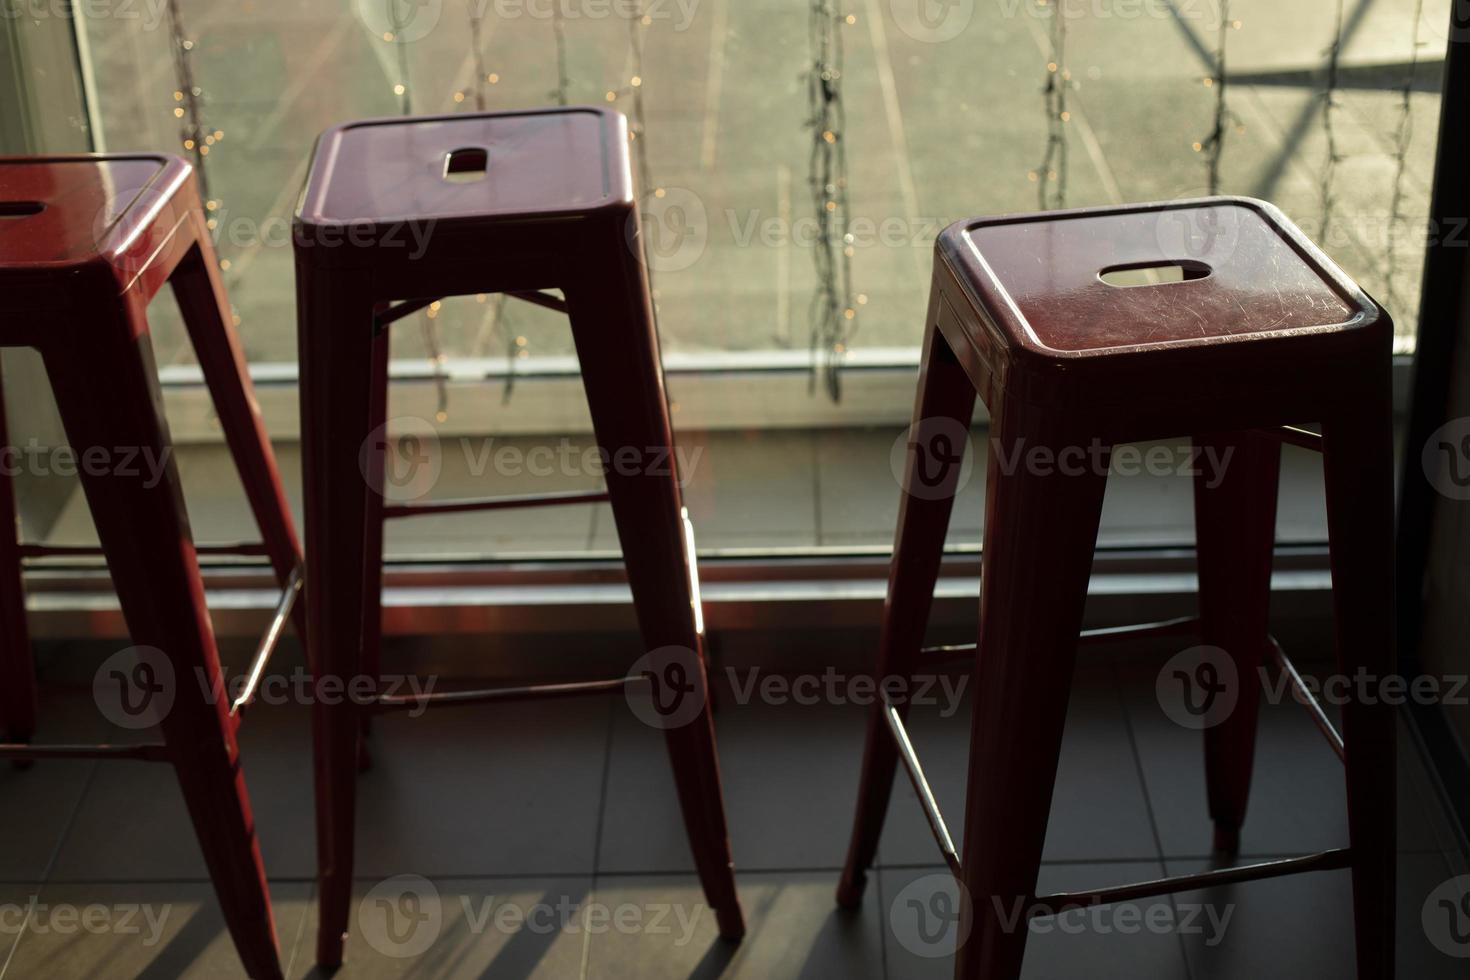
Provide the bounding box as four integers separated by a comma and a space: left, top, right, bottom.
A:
293, 106, 744, 970
840, 198, 1395, 979
0, 154, 307, 980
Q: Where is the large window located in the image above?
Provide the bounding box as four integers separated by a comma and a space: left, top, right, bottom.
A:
5, 0, 1448, 560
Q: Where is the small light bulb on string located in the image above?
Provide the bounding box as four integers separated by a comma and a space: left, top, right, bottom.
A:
806, 0, 859, 400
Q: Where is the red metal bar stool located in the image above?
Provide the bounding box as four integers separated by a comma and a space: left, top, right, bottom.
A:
0, 154, 308, 979
837, 198, 1394, 978
293, 106, 744, 968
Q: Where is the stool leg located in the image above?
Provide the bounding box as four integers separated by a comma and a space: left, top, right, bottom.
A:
837, 307, 976, 908
170, 237, 306, 643
1193, 430, 1281, 854
0, 364, 36, 747
357, 328, 390, 772
42, 303, 281, 980
566, 245, 744, 941
1323, 392, 1396, 979
953, 410, 1108, 980
297, 266, 378, 968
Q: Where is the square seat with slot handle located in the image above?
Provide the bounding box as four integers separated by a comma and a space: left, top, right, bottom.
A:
932, 197, 1388, 429
0, 155, 202, 304
294, 107, 633, 274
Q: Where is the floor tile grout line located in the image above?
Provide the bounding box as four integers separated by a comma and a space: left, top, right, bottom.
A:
16, 854, 1277, 889
37, 757, 102, 885
17, 852, 1199, 893
0, 883, 39, 980
580, 694, 617, 980
873, 859, 890, 980
280, 880, 315, 979
1112, 658, 1196, 980
0, 706, 96, 980
1112, 660, 1171, 865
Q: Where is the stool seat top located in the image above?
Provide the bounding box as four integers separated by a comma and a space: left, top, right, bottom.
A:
0, 155, 183, 268
940, 198, 1376, 358
297, 107, 629, 228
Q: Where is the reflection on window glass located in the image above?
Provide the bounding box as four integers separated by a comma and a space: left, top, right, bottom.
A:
85, 0, 1443, 370
59, 0, 1444, 558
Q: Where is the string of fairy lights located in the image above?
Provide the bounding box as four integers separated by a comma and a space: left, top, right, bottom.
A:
1194, 3, 1243, 195
163, 1, 1430, 407
165, 0, 223, 255
1319, 0, 1346, 244
1032, 0, 1069, 209
806, 0, 858, 401
552, 4, 571, 106
443, 3, 660, 407
616, 6, 656, 217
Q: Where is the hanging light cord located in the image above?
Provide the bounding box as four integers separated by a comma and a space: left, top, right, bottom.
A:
806, 0, 857, 402
1196, 2, 1241, 195
1034, 0, 1068, 209
1319, 0, 1345, 242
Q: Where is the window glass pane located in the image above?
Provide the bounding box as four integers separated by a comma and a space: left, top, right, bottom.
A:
46, 0, 1444, 559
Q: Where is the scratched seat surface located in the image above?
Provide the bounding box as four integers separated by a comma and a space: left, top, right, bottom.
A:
941, 198, 1372, 357
297, 107, 627, 228
0, 156, 176, 268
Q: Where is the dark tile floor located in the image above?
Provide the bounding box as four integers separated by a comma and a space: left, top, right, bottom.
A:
0, 649, 1465, 978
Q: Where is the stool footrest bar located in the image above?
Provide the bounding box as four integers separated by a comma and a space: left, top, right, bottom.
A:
373, 293, 566, 334
918, 616, 1201, 668
374, 297, 440, 331
1030, 848, 1352, 912
0, 742, 170, 762
882, 701, 963, 876
382, 489, 610, 520
1268, 635, 1345, 761
507, 290, 568, 314
230, 565, 305, 718
20, 542, 272, 559
374, 676, 639, 712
